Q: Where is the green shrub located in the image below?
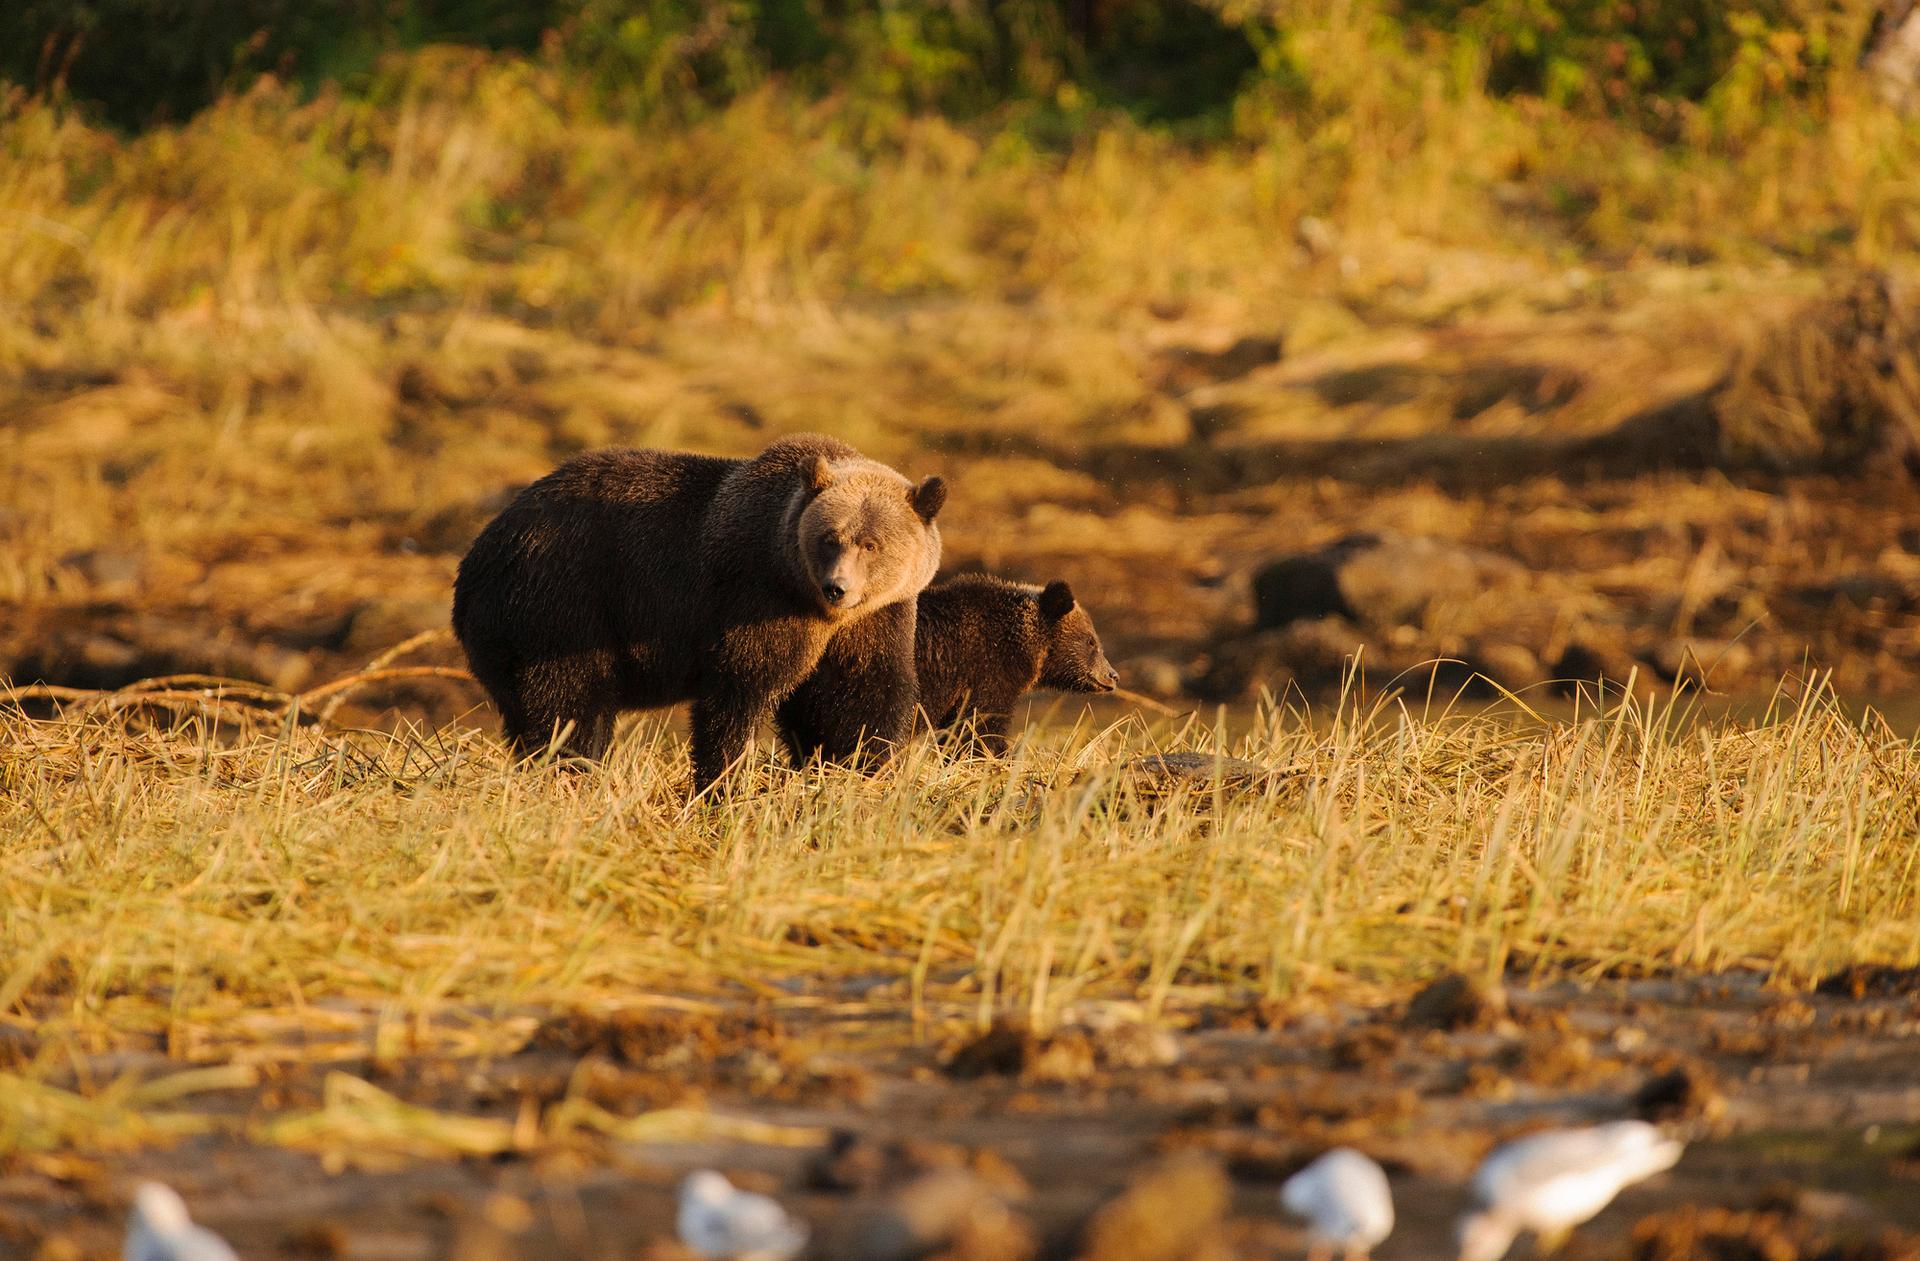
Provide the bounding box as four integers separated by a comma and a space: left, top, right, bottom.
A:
1, 0, 1257, 131
1399, 0, 1880, 131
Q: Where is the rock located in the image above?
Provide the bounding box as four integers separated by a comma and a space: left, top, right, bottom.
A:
1072, 1155, 1231, 1261
341, 597, 449, 658
11, 610, 314, 692
1089, 1020, 1181, 1071
1122, 752, 1280, 793
1251, 533, 1524, 632
1094, 394, 1194, 446
1649, 638, 1755, 691
75, 634, 141, 677
1152, 335, 1284, 393
1124, 655, 1186, 699
1185, 619, 1376, 701
809, 1133, 987, 1194
1631, 1064, 1726, 1124
1402, 972, 1505, 1031
832, 1170, 1035, 1261
1550, 637, 1657, 701
1815, 963, 1920, 999
0, 1022, 39, 1071
943, 1022, 1095, 1085
1330, 1026, 1402, 1070
811, 1132, 897, 1194
1471, 641, 1546, 693
1868, 6, 1920, 114
61, 548, 145, 597
413, 486, 523, 555
1188, 618, 1505, 704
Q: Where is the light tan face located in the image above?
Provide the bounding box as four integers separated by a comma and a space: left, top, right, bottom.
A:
1036, 580, 1119, 692
797, 463, 944, 618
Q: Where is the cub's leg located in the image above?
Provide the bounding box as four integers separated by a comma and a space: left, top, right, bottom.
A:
775, 601, 918, 771
945, 685, 1019, 757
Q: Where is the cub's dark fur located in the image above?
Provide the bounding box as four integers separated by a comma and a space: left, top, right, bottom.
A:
452, 434, 945, 789
779, 572, 1117, 761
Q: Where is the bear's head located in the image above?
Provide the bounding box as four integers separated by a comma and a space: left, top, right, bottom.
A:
797, 456, 945, 618
1034, 580, 1119, 693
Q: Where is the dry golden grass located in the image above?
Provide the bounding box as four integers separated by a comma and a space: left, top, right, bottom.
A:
4, 666, 1915, 1092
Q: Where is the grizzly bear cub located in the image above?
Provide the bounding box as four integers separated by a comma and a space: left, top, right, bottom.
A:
452, 434, 945, 789
779, 572, 1118, 761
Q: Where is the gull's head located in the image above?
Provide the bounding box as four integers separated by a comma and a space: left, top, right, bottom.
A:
680, 1170, 735, 1209
1455, 1209, 1517, 1261
132, 1182, 193, 1236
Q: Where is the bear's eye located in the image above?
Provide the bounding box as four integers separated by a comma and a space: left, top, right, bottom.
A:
861, 539, 877, 553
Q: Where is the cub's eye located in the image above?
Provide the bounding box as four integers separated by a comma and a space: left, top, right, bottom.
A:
861, 539, 878, 553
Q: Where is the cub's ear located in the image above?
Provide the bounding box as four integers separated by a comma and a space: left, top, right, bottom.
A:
807, 456, 835, 495
1039, 580, 1076, 620
910, 475, 947, 523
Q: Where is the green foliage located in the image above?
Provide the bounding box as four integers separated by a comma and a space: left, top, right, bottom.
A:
1, 0, 1259, 132
1400, 0, 1881, 129
0, 0, 554, 127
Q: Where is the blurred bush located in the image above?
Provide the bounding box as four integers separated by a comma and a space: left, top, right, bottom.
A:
14, 1, 1897, 137
1401, 1, 1882, 129
1, 1, 553, 126
0, 0, 1258, 131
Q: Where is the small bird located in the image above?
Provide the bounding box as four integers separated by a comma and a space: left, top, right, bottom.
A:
124, 1182, 239, 1261
1455, 1120, 1684, 1261
677, 1169, 809, 1261
1281, 1148, 1395, 1261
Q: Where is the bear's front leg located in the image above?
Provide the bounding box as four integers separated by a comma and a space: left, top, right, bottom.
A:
689, 690, 771, 793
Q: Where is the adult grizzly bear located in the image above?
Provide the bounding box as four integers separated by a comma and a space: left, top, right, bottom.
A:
778, 573, 1117, 762
452, 434, 945, 789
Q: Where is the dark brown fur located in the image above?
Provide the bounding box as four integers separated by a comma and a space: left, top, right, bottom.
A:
779, 572, 1117, 762
452, 434, 944, 789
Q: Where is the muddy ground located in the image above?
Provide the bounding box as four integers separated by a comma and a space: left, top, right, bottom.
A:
7, 970, 1920, 1260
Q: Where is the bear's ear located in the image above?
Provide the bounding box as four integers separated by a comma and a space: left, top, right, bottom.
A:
910, 475, 947, 523
1039, 580, 1076, 620
807, 456, 835, 496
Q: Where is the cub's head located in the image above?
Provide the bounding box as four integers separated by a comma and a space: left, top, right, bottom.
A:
796, 456, 945, 618
1034, 580, 1119, 693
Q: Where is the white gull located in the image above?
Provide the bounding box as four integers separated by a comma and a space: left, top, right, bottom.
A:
124, 1183, 238, 1261
677, 1169, 809, 1261
1456, 1120, 1683, 1261
1281, 1147, 1395, 1261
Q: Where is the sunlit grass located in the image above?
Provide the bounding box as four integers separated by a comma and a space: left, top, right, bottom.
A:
4, 675, 1915, 1073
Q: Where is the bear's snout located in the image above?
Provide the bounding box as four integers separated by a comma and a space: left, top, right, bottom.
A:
1093, 659, 1120, 691
816, 556, 865, 611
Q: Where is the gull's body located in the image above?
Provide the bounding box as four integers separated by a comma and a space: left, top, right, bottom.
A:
124, 1183, 238, 1261
1456, 1121, 1683, 1261
1281, 1148, 1395, 1261
677, 1170, 808, 1261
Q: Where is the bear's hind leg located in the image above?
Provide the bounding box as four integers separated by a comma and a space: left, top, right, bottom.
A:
510, 658, 615, 763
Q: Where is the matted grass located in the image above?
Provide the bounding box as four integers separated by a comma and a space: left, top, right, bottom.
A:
4, 672, 1916, 1080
